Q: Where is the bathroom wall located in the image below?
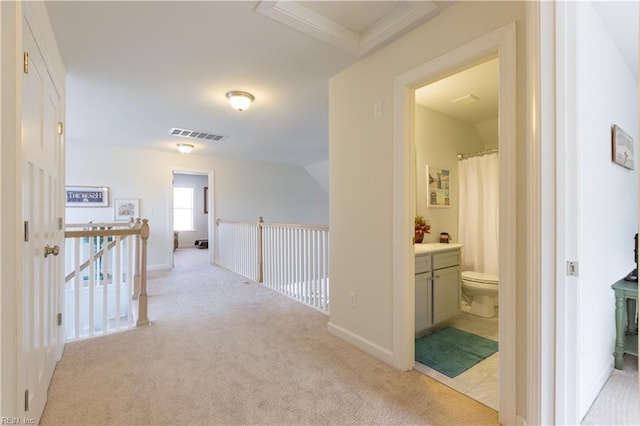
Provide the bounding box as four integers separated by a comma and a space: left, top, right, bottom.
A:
575, 3, 638, 418
415, 105, 487, 243
474, 118, 499, 149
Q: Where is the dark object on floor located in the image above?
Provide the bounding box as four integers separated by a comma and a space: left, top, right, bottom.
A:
194, 239, 208, 249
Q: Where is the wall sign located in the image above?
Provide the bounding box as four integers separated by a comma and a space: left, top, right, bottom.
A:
65, 186, 109, 207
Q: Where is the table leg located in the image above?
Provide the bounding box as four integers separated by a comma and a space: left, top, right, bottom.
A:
626, 298, 637, 335
614, 294, 625, 369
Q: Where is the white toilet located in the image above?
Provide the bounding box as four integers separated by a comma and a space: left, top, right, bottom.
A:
461, 271, 499, 318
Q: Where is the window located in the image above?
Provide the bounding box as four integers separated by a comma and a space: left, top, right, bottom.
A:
173, 187, 195, 231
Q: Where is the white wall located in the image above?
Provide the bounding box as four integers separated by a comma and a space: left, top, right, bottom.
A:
576, 3, 638, 418
173, 173, 208, 247
304, 160, 329, 193
328, 0, 528, 417
475, 118, 499, 149
415, 105, 486, 244
66, 144, 328, 269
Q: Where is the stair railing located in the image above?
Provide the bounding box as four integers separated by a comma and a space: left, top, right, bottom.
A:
64, 218, 149, 340
216, 218, 329, 312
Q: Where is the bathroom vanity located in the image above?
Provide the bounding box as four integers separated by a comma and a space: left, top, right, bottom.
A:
415, 243, 462, 336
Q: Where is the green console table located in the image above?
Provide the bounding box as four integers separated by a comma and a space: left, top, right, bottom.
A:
612, 277, 638, 369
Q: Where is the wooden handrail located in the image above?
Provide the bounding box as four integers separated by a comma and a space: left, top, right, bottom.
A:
217, 218, 328, 232
260, 222, 329, 232
64, 238, 119, 282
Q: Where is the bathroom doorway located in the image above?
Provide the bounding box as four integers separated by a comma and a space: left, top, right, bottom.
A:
412, 57, 500, 410
392, 23, 516, 424
171, 169, 214, 268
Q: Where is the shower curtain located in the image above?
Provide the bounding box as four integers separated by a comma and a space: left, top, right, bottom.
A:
458, 153, 499, 275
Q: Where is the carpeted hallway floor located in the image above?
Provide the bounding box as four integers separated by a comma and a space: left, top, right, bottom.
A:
41, 258, 497, 425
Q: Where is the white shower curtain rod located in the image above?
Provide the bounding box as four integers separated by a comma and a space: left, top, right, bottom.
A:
456, 148, 499, 160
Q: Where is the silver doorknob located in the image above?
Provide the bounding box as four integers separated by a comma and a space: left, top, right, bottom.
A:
44, 245, 59, 258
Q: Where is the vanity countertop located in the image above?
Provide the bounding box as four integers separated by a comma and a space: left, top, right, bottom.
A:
414, 243, 463, 255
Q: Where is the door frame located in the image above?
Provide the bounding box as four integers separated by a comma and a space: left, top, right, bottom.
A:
168, 167, 215, 267
392, 23, 517, 424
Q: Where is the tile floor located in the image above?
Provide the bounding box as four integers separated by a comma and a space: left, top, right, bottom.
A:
414, 312, 499, 410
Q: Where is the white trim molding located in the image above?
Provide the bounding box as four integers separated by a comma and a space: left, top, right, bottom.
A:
255, 1, 444, 56
392, 22, 517, 425
327, 322, 395, 365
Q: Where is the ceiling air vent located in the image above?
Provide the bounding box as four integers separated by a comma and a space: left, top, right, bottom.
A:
169, 127, 226, 142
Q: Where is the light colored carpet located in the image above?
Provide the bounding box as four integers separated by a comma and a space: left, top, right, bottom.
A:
582, 354, 640, 425
41, 260, 497, 425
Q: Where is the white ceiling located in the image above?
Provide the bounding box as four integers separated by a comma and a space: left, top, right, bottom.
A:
44, 1, 639, 166
415, 58, 499, 124
45, 1, 446, 166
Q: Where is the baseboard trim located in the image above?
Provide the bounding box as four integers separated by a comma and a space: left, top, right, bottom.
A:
580, 358, 614, 420
148, 263, 171, 271
327, 321, 395, 366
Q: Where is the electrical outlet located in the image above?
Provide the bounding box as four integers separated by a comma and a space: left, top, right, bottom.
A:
349, 292, 357, 307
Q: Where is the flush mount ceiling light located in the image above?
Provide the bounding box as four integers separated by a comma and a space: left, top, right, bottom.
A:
226, 91, 254, 111
176, 143, 194, 154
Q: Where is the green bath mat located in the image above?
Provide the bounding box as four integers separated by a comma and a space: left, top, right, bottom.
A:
415, 326, 498, 378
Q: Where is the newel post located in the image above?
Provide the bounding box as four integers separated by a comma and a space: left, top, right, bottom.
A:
136, 218, 150, 327
257, 216, 264, 283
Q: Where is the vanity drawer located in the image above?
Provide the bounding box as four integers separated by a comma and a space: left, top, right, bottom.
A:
432, 250, 460, 270
415, 254, 432, 274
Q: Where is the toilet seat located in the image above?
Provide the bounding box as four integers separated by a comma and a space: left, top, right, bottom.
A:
461, 271, 499, 285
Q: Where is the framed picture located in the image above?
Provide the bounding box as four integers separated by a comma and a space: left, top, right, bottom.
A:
114, 199, 139, 221
612, 124, 634, 170
65, 186, 109, 207
204, 186, 209, 214
427, 166, 451, 208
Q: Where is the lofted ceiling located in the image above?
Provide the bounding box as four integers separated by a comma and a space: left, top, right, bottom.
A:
45, 1, 447, 166
44, 1, 638, 166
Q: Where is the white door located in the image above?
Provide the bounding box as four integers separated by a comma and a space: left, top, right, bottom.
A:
19, 19, 64, 421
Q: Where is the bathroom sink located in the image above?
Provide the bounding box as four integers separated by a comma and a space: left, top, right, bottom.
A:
414, 242, 463, 255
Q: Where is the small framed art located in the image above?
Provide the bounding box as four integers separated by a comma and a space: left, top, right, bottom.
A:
612, 124, 634, 170
427, 166, 451, 208
114, 199, 139, 221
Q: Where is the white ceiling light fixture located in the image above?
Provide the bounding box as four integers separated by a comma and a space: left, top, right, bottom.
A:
226, 91, 254, 111
177, 143, 194, 154
451, 94, 480, 105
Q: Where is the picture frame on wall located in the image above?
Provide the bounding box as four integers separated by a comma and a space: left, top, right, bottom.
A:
204, 186, 209, 214
612, 124, 634, 170
114, 198, 139, 221
427, 166, 451, 208
65, 186, 109, 207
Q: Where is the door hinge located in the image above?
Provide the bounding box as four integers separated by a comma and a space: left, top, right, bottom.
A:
24, 221, 30, 242
23, 52, 29, 74
24, 389, 29, 411
58, 217, 63, 231
567, 261, 579, 277
57, 121, 64, 136
57, 312, 62, 326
